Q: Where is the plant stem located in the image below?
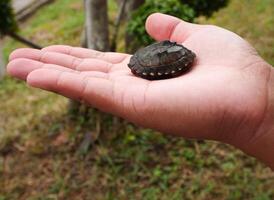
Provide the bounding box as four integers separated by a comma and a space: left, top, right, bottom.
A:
110, 0, 127, 52
7, 32, 42, 49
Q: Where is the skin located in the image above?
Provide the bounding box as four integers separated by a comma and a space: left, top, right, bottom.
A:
7, 13, 274, 169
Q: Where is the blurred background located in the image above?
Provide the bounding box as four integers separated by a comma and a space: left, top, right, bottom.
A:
0, 0, 273, 199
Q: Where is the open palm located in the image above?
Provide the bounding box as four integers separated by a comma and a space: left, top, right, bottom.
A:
7, 13, 271, 148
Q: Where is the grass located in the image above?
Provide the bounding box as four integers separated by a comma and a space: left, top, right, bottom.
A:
1, 0, 274, 199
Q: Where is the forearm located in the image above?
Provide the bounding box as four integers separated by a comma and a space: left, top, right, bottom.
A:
244, 65, 274, 169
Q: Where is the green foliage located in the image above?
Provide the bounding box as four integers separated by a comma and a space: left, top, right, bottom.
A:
0, 0, 18, 36
182, 0, 229, 17
126, 0, 195, 46
126, 0, 229, 49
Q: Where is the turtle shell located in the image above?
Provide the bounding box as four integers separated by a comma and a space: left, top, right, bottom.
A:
128, 40, 196, 80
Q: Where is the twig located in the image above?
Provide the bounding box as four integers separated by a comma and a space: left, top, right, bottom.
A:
110, 0, 127, 52
7, 32, 42, 49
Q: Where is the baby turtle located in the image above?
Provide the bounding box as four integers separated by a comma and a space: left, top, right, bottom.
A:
128, 40, 196, 80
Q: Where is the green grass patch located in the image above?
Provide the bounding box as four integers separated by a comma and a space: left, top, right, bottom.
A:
2, 0, 84, 61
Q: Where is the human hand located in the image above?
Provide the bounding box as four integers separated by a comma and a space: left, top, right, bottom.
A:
7, 13, 274, 168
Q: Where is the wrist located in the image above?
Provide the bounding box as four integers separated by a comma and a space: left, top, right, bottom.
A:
243, 65, 274, 169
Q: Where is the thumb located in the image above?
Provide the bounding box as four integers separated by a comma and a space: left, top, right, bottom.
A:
145, 13, 202, 43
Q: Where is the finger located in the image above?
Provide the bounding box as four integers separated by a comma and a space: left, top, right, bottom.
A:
27, 68, 117, 113
79, 71, 108, 79
145, 13, 202, 43
7, 58, 75, 80
9, 48, 83, 66
9, 48, 113, 72
42, 45, 129, 64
